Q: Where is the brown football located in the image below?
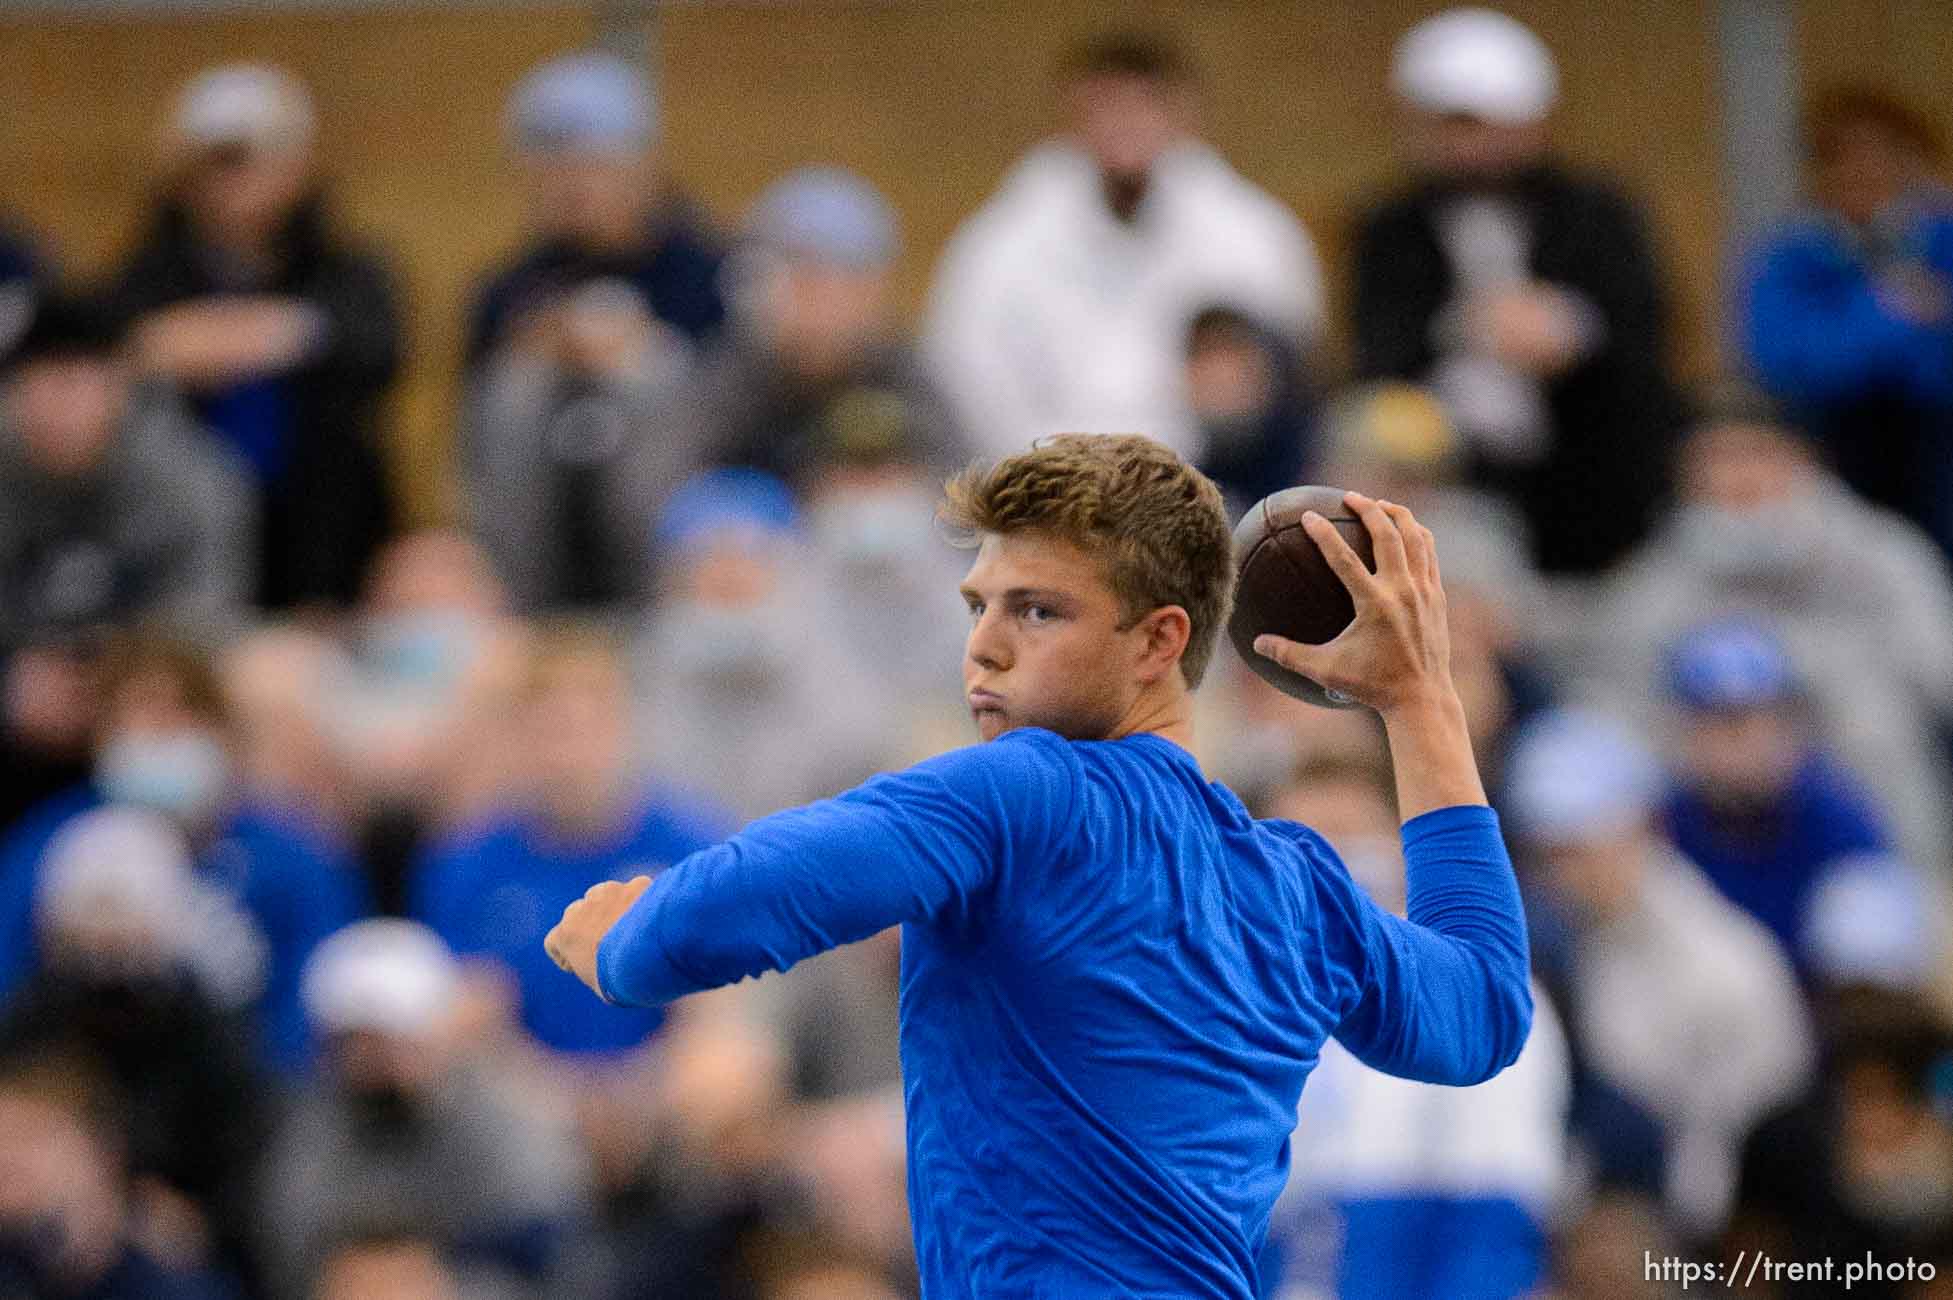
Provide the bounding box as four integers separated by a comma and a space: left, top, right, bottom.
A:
1227, 485, 1376, 709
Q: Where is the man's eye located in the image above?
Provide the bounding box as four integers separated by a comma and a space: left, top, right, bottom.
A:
966, 601, 985, 620
1024, 605, 1054, 624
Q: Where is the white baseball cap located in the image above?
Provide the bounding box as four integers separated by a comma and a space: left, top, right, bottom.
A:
171, 63, 317, 155
1506, 708, 1662, 841
36, 806, 196, 939
1391, 7, 1559, 126
302, 919, 460, 1040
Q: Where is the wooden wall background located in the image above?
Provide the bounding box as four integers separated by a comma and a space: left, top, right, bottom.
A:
0, 0, 1945, 523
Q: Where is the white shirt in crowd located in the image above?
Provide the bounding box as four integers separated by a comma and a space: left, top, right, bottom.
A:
923, 138, 1322, 460
1572, 848, 1814, 1238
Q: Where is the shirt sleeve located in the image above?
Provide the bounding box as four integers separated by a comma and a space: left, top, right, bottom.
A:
595, 730, 1077, 1007
1330, 804, 1534, 1086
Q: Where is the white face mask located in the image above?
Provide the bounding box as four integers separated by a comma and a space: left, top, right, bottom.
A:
809, 487, 941, 570
359, 610, 486, 691
95, 730, 231, 823
662, 601, 794, 684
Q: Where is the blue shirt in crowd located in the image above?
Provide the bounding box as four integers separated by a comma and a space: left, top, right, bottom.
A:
413, 784, 729, 1056
1745, 207, 1953, 413
0, 786, 370, 1072
1662, 753, 1890, 979
596, 728, 1532, 1299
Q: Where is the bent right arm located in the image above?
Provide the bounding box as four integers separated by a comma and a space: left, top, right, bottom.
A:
1255, 493, 1530, 1083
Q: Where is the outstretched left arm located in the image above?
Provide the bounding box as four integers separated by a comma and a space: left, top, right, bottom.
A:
547, 734, 1073, 1007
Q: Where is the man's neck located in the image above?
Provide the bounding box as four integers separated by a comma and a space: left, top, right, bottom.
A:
1109, 685, 1199, 764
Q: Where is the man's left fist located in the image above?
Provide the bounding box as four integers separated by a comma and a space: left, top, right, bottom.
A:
545, 875, 653, 1001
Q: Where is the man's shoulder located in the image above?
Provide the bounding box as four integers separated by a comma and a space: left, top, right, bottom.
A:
1251, 815, 1343, 875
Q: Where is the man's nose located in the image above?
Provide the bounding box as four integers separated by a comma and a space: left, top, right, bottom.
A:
966, 609, 1011, 674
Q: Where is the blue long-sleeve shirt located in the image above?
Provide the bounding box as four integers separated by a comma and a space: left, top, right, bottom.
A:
1744, 210, 1953, 410
596, 727, 1531, 1299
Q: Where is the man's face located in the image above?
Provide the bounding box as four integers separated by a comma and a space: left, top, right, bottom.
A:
1679, 705, 1803, 810
960, 531, 1149, 743
1401, 106, 1545, 181
184, 144, 312, 245
6, 357, 127, 478
1814, 119, 1914, 228
1069, 73, 1186, 182
1185, 329, 1275, 424
759, 259, 890, 382
1681, 420, 1811, 512
522, 150, 652, 250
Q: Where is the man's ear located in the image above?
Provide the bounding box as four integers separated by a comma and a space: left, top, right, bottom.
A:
1133, 605, 1192, 686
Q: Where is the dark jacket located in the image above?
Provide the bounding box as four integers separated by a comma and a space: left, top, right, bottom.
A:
104, 197, 402, 609
464, 197, 726, 368
1352, 163, 1684, 575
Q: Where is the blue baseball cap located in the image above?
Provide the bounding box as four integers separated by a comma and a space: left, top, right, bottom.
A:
1664, 618, 1800, 711
507, 51, 656, 155
656, 468, 800, 554
746, 167, 900, 269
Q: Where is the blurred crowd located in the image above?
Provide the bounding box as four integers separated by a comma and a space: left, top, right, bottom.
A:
2, 7, 1953, 1299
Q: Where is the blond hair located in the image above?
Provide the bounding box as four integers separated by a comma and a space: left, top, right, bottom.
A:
940, 434, 1235, 687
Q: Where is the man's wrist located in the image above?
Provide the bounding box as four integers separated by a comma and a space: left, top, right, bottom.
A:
1379, 680, 1488, 818
1378, 679, 1467, 732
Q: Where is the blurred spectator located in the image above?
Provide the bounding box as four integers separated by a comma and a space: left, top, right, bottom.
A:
463, 270, 692, 612
696, 166, 966, 491
635, 469, 896, 821
0, 302, 255, 823
1728, 986, 1953, 1300
316, 531, 529, 909
1354, 7, 1682, 575
0, 294, 255, 657
462, 52, 727, 614
0, 808, 271, 1290
412, 625, 782, 1300
261, 920, 590, 1299
107, 63, 402, 610
412, 625, 728, 1057
0, 1044, 240, 1300
468, 50, 724, 367
1587, 383, 1953, 874
800, 446, 970, 735
216, 533, 533, 890
1262, 753, 1569, 1300
923, 31, 1322, 460
0, 635, 370, 1072
1509, 709, 1813, 1239
1658, 618, 1942, 993
1182, 304, 1314, 515
1743, 87, 1953, 563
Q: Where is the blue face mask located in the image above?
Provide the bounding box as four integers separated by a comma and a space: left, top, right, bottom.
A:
361, 612, 485, 689
95, 730, 231, 822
